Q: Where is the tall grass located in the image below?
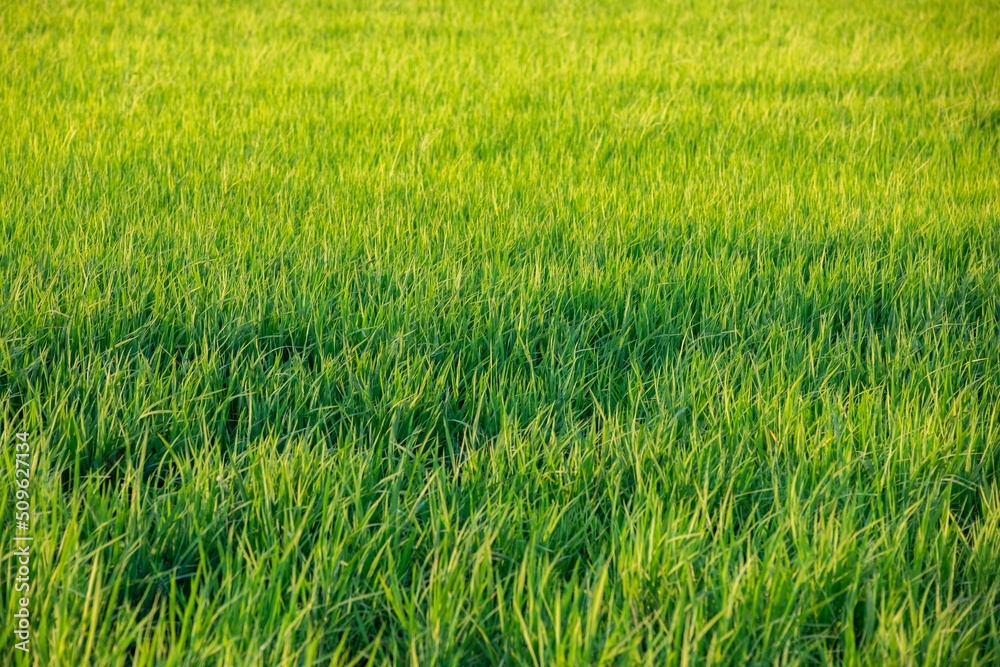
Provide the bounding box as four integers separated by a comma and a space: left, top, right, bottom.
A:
2, 0, 999, 664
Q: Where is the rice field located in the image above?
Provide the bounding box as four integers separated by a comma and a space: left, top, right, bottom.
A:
2, 0, 1000, 664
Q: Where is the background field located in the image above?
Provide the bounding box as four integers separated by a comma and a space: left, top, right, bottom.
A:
2, 0, 1000, 664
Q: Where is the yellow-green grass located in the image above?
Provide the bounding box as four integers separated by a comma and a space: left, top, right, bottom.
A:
2, 0, 999, 664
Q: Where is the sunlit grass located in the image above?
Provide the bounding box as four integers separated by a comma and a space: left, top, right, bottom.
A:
2, 0, 999, 664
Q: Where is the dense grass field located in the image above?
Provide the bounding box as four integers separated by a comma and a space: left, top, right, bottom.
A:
2, 0, 1000, 664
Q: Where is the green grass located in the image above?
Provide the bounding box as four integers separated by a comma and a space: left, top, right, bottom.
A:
2, 0, 1000, 664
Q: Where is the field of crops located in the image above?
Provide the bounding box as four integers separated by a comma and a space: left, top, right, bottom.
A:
2, 0, 999, 664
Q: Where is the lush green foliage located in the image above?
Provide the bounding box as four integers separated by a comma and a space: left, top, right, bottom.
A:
2, 0, 999, 664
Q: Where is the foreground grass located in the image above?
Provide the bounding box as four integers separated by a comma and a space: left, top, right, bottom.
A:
2, 0, 999, 664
